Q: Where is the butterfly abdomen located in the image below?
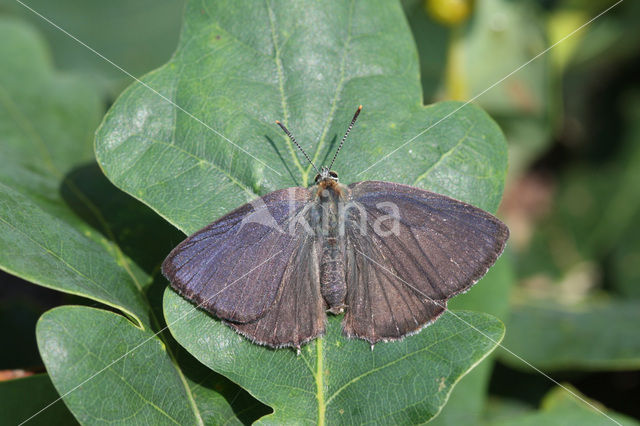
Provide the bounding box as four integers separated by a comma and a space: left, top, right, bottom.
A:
320, 238, 347, 314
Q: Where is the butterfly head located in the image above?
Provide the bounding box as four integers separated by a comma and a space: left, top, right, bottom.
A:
314, 167, 339, 184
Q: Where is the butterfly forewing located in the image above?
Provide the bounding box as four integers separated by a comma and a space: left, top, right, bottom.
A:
162, 187, 316, 326
342, 181, 509, 343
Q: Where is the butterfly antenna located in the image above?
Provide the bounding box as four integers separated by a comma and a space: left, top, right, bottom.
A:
276, 120, 319, 173
329, 105, 362, 170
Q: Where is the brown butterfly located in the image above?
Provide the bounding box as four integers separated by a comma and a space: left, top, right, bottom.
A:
162, 106, 509, 349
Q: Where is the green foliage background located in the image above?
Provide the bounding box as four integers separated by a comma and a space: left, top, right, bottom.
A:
1, 0, 639, 424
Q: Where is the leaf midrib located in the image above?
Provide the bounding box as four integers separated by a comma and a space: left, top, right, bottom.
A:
316, 338, 325, 426
307, 0, 356, 181
265, 0, 306, 181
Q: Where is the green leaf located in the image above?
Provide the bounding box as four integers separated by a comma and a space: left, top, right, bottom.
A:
458, 0, 553, 176
36, 306, 204, 425
95, 0, 508, 422
499, 301, 640, 371
431, 255, 514, 425
458, 0, 549, 116
172, 344, 271, 425
95, 0, 507, 236
36, 306, 263, 425
0, 18, 151, 328
485, 385, 639, 426
483, 396, 533, 424
0, 374, 76, 425
32, 290, 262, 426
0, 19, 258, 425
0, 0, 186, 95
165, 288, 504, 424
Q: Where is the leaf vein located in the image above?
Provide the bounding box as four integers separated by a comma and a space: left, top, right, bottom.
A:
151, 139, 256, 198
325, 326, 469, 406
413, 122, 477, 186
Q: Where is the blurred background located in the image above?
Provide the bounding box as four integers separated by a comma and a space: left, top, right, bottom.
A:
1, 0, 638, 423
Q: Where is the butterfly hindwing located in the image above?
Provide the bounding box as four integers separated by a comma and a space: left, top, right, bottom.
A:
344, 227, 446, 342
229, 231, 325, 348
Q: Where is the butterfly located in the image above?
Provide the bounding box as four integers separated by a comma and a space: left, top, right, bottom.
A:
162, 106, 509, 349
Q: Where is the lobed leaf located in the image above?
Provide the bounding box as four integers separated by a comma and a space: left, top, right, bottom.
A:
95, 0, 507, 236
93, 0, 510, 423
165, 289, 505, 424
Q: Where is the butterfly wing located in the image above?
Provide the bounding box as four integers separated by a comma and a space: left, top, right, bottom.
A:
229, 231, 325, 348
343, 231, 447, 343
162, 187, 324, 347
342, 181, 509, 343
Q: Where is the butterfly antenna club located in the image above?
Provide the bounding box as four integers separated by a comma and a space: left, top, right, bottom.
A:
276, 120, 319, 173
329, 105, 362, 170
